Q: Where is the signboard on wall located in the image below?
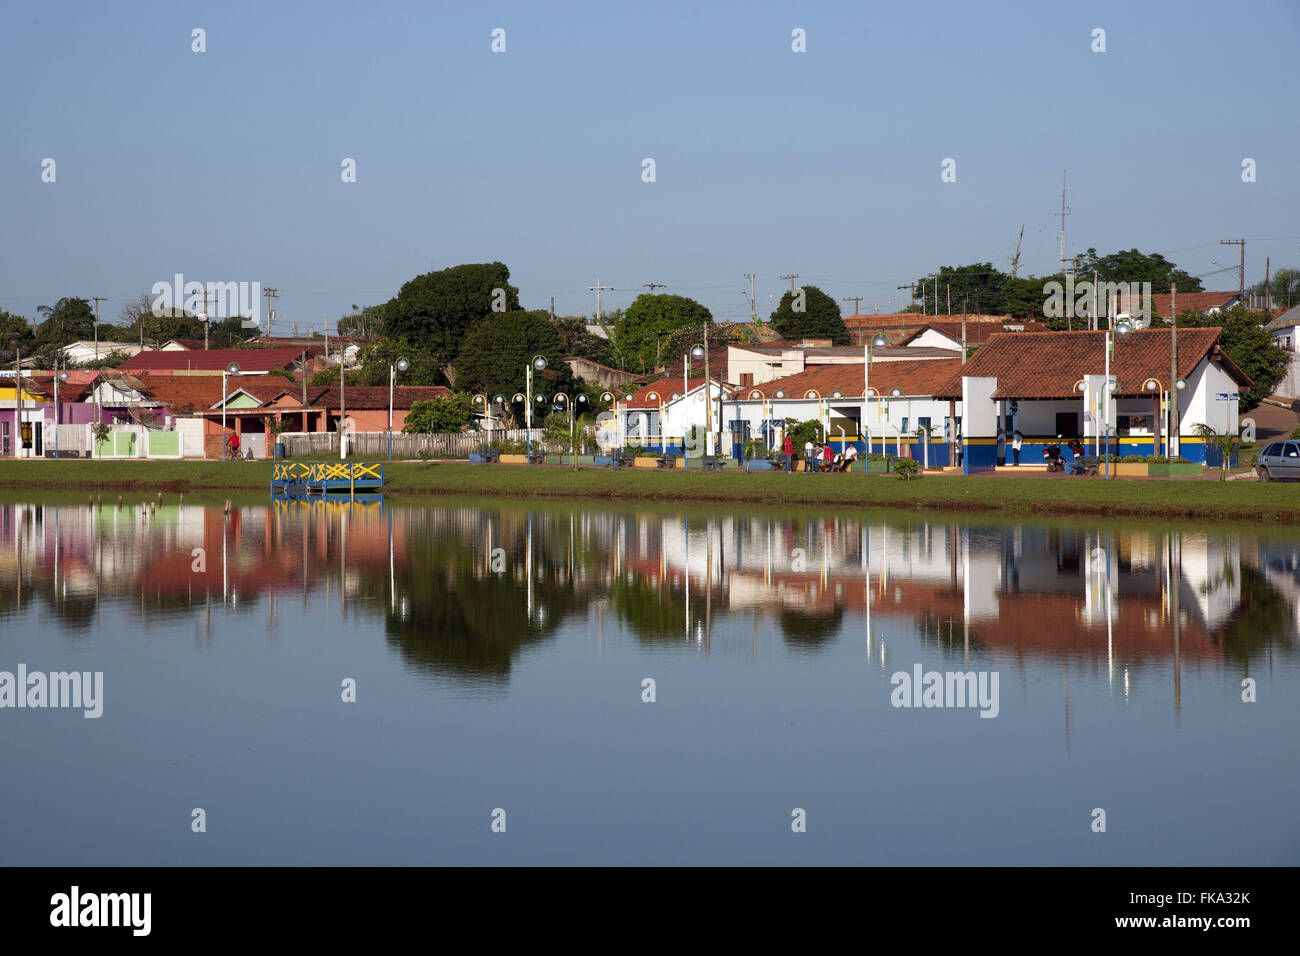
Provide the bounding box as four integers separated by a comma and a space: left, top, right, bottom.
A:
20, 423, 32, 448
1215, 392, 1238, 401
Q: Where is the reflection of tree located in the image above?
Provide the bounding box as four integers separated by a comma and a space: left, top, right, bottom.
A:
778, 606, 844, 651
372, 518, 581, 682
609, 575, 688, 644
1218, 565, 1295, 668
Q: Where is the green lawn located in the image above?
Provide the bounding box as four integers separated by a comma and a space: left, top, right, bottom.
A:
0, 458, 1293, 524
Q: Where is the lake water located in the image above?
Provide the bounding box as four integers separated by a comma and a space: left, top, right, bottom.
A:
1, 497, 1297, 865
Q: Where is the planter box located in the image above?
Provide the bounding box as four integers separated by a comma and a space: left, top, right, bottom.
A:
633, 456, 662, 469
1114, 462, 1149, 477
1148, 461, 1201, 477
866, 459, 892, 473
499, 453, 529, 465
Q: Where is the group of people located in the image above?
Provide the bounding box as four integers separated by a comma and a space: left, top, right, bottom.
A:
779, 435, 858, 473
996, 429, 1025, 466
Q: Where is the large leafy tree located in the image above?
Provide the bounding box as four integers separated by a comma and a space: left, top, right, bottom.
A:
311, 337, 442, 387
35, 297, 95, 347
1249, 268, 1300, 311
1178, 305, 1285, 411
769, 285, 849, 345
455, 309, 576, 398
1076, 248, 1203, 293
403, 395, 474, 433
382, 262, 520, 380
911, 263, 1007, 315
0, 310, 34, 360
614, 293, 713, 373
554, 315, 617, 367
119, 292, 207, 346
337, 303, 385, 338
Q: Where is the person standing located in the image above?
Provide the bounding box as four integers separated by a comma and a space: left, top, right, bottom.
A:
804, 438, 815, 474
996, 428, 1006, 467
822, 441, 834, 472
1012, 430, 1023, 466
783, 434, 794, 472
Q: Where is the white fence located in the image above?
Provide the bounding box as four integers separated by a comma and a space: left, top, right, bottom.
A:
278, 428, 547, 459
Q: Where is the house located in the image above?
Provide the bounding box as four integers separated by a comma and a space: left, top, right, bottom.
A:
1149, 291, 1242, 318
727, 341, 954, 388
565, 356, 640, 390
1266, 305, 1300, 353
729, 358, 963, 460
59, 341, 146, 365
899, 321, 1049, 353
616, 376, 733, 452
117, 347, 313, 377
842, 312, 1012, 346
931, 328, 1252, 471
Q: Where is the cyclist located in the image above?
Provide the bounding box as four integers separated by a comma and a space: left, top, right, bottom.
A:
226, 431, 241, 461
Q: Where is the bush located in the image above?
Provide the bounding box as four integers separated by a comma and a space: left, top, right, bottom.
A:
404, 394, 473, 433
894, 457, 921, 480
1290, 425, 1300, 440
742, 438, 768, 460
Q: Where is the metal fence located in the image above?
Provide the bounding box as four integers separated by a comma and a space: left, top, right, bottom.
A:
278, 429, 547, 459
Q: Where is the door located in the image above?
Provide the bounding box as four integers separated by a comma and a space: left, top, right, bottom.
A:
1056, 412, 1080, 439
1284, 442, 1300, 478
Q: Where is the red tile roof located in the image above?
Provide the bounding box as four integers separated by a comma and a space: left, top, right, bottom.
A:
1149, 291, 1239, 317
931, 329, 1250, 400
118, 347, 306, 373
742, 358, 963, 400
128, 374, 294, 412
304, 385, 452, 410
623, 376, 730, 409
899, 321, 1049, 347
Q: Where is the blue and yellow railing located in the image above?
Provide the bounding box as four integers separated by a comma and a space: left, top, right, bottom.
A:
271, 461, 385, 496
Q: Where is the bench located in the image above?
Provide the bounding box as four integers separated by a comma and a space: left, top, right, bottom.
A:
1071, 454, 1101, 476
700, 455, 724, 472
528, 451, 546, 465
479, 447, 501, 464
656, 454, 678, 469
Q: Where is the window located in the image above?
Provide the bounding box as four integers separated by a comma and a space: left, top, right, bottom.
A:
1262, 443, 1279, 457
918, 417, 931, 432
740, 373, 754, 387
1, 422, 8, 456
901, 417, 909, 433
1286, 443, 1300, 459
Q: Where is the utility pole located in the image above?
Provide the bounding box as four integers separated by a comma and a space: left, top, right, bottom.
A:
842, 296, 863, 316
1058, 171, 1071, 276
743, 274, 756, 322
643, 282, 667, 294
301, 350, 308, 433
91, 296, 106, 360
779, 274, 799, 295
1265, 257, 1271, 312
549, 296, 555, 321
587, 278, 613, 326
198, 287, 211, 350
262, 287, 279, 339
896, 282, 917, 309
947, 284, 951, 317
1170, 282, 1179, 458
1219, 240, 1245, 301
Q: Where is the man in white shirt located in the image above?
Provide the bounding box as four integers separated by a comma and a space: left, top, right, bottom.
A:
804, 439, 815, 473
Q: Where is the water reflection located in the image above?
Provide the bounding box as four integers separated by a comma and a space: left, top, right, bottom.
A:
2, 500, 1297, 691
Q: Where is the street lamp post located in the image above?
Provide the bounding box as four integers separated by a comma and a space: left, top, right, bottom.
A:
1143, 377, 1188, 458
863, 333, 887, 456
526, 355, 546, 464
388, 357, 409, 461
52, 361, 69, 458
221, 362, 241, 460
552, 392, 589, 471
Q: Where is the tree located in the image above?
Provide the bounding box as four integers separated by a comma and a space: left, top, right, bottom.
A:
35, 297, 95, 348
455, 310, 575, 398
310, 338, 441, 388
911, 263, 1007, 315
337, 304, 385, 338
1177, 305, 1285, 412
1002, 274, 1064, 319
553, 315, 617, 367
614, 294, 713, 373
403, 395, 474, 433
1249, 268, 1300, 311
382, 262, 520, 381
0, 310, 34, 361
769, 286, 849, 345
119, 292, 205, 346
1075, 248, 1203, 294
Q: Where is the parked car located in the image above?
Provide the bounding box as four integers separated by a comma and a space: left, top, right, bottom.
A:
1256, 441, 1300, 481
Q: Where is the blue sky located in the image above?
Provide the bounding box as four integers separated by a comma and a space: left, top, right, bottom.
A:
2, 0, 1298, 332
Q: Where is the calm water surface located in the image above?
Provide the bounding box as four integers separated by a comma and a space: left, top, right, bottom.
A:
1, 498, 1297, 865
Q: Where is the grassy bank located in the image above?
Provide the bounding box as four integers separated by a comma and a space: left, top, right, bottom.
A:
0, 458, 1292, 523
